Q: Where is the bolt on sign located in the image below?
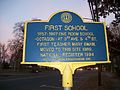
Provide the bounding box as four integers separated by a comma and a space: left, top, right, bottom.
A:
21, 11, 110, 88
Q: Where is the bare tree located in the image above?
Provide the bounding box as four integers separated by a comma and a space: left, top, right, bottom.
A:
0, 43, 8, 62
8, 19, 41, 71
8, 39, 23, 71
0, 43, 10, 69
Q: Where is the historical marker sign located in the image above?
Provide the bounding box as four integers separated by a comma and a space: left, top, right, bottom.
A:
21, 11, 110, 88
22, 11, 110, 64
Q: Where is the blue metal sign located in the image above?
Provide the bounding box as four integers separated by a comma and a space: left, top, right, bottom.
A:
22, 11, 109, 63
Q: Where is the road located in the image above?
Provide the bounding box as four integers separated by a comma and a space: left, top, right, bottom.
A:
0, 70, 120, 90
0, 70, 62, 90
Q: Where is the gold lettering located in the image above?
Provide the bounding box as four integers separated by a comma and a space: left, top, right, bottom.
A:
82, 47, 92, 51
51, 42, 71, 46
35, 37, 55, 41
72, 47, 82, 51
64, 25, 87, 31
72, 42, 83, 46
62, 48, 71, 51
63, 53, 83, 57
48, 32, 66, 36
40, 48, 54, 52
68, 32, 79, 36
37, 32, 47, 36
84, 42, 96, 46
84, 52, 94, 56
80, 32, 94, 36
37, 42, 49, 46
40, 53, 60, 57
70, 37, 78, 41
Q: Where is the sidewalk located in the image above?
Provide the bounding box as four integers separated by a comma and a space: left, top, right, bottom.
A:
74, 72, 120, 90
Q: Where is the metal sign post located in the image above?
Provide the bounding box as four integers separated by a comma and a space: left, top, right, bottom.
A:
64, 88, 71, 90
21, 11, 110, 89
63, 64, 72, 90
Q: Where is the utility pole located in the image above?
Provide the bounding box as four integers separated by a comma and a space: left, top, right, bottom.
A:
88, 0, 102, 86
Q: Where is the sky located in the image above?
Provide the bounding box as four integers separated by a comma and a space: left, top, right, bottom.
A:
0, 0, 114, 44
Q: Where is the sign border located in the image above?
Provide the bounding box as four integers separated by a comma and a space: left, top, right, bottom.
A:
21, 11, 110, 74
